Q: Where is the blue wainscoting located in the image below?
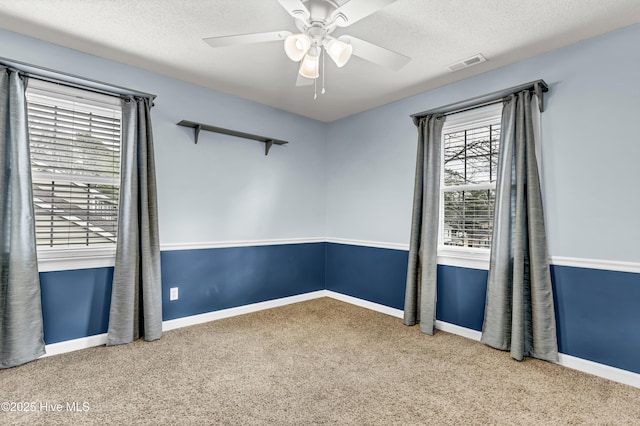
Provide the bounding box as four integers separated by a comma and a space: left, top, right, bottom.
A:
324, 243, 488, 328
436, 265, 488, 331
552, 265, 640, 374
325, 243, 640, 375
39, 241, 640, 376
39, 242, 325, 344
161, 243, 326, 321
325, 243, 408, 310
40, 267, 113, 345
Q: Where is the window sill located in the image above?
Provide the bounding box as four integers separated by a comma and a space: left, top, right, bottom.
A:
37, 247, 116, 272
437, 248, 490, 270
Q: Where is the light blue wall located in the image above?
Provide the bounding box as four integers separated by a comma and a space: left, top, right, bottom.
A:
323, 24, 640, 376
326, 24, 640, 263
0, 29, 326, 244
4, 25, 638, 257
2, 23, 640, 376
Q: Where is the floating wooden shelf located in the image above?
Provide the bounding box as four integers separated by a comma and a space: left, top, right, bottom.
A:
177, 120, 288, 156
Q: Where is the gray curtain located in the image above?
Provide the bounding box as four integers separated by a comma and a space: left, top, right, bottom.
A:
481, 91, 558, 362
0, 67, 46, 368
404, 115, 445, 335
107, 97, 162, 345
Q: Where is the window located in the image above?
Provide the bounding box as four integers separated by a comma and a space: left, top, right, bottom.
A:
439, 104, 502, 257
26, 80, 122, 263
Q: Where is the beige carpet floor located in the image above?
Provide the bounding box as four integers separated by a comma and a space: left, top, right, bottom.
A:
1, 297, 639, 425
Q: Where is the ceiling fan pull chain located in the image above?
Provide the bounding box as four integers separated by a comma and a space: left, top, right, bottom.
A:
321, 49, 326, 95
314, 75, 317, 100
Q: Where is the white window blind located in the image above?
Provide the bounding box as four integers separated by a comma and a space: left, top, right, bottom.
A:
440, 105, 501, 251
26, 81, 122, 249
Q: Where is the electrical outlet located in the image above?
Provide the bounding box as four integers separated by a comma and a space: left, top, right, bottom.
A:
169, 287, 179, 301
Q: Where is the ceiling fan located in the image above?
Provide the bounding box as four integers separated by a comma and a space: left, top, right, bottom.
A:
203, 0, 410, 96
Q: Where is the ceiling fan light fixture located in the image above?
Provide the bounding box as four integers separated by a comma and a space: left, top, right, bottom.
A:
299, 51, 320, 79
284, 33, 311, 61
324, 37, 353, 68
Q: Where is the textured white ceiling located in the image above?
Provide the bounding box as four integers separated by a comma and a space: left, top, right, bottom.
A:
0, 0, 638, 122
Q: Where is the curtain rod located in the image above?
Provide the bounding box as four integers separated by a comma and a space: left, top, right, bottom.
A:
410, 79, 548, 125
1, 56, 157, 103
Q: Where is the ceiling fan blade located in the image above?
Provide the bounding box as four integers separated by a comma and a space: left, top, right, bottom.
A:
330, 0, 399, 27
277, 0, 310, 21
204, 31, 292, 48
296, 73, 314, 87
340, 35, 410, 71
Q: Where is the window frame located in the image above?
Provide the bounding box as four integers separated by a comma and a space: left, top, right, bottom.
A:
26, 79, 122, 272
437, 103, 503, 269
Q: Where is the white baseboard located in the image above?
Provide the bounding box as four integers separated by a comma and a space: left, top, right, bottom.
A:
325, 292, 640, 389
324, 290, 404, 318
40, 291, 327, 359
557, 353, 640, 389
431, 320, 640, 389
161, 290, 326, 331
435, 320, 483, 341
43, 333, 108, 357
430, 321, 640, 388
39, 289, 640, 389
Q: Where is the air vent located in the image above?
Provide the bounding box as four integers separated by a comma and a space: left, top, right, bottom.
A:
447, 54, 486, 72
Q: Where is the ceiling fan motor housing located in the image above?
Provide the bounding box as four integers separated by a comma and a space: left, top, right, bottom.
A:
307, 23, 330, 47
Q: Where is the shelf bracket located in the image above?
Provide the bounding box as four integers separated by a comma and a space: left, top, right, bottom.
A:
265, 140, 274, 156
194, 124, 202, 144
